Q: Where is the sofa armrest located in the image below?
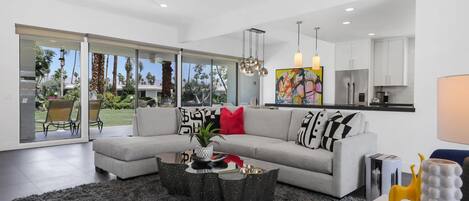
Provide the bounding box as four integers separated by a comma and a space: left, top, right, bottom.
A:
131, 114, 138, 136
332, 132, 377, 197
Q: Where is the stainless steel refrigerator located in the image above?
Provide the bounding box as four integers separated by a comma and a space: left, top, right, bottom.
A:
335, 69, 369, 105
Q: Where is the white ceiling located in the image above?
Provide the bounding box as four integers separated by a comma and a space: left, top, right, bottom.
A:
60, 0, 268, 26
60, 0, 415, 44
225, 0, 415, 43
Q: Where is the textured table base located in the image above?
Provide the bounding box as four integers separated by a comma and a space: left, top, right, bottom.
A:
157, 157, 279, 201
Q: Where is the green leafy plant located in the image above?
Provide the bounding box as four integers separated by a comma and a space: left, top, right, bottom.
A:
189, 123, 224, 147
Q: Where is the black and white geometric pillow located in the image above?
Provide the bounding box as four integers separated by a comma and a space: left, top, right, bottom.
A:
201, 108, 221, 132
296, 110, 328, 149
320, 112, 364, 151
178, 107, 206, 135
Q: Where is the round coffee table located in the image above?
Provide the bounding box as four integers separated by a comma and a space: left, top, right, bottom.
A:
156, 150, 279, 201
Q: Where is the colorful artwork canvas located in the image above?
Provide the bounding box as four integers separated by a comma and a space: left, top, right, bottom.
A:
275, 67, 323, 105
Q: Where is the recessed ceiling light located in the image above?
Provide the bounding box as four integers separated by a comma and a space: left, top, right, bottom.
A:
160, 3, 168, 8
49, 40, 56, 43
368, 33, 376, 36
342, 21, 351, 25
345, 8, 354, 12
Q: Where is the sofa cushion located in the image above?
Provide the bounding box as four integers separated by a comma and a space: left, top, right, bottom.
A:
243, 108, 292, 140
93, 135, 196, 161
255, 141, 333, 174
136, 107, 178, 136
288, 110, 309, 141
214, 134, 284, 158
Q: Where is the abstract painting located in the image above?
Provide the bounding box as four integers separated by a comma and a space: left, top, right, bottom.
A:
275, 67, 323, 105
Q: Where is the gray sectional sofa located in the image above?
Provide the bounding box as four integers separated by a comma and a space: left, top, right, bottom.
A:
93, 107, 377, 198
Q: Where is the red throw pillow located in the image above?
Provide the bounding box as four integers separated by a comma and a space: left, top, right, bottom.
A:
220, 107, 245, 134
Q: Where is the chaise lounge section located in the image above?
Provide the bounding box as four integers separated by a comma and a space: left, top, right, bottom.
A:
93, 107, 377, 198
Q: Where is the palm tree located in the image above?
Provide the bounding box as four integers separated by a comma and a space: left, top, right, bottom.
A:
118, 73, 125, 85
162, 61, 173, 101
91, 53, 105, 94
34, 45, 55, 85
146, 72, 155, 85
70, 50, 77, 84
124, 57, 133, 85
112, 55, 118, 95
104, 54, 109, 92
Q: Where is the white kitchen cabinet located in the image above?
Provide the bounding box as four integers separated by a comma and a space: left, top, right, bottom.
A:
335, 39, 371, 71
373, 37, 408, 86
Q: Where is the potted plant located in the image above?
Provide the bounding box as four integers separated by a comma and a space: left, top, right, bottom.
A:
190, 123, 225, 161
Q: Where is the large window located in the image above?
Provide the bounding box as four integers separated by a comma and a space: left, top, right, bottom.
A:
212, 60, 237, 106
19, 35, 82, 143
181, 56, 239, 106
88, 43, 136, 139
181, 56, 212, 106
137, 50, 176, 107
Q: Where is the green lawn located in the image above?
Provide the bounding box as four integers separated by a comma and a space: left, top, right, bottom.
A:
35, 109, 134, 132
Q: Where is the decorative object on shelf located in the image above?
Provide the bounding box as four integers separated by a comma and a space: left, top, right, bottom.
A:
294, 21, 303, 67
240, 164, 264, 175
239, 28, 268, 77
312, 26, 321, 70
189, 122, 224, 161
389, 154, 425, 201
365, 153, 402, 201
275, 67, 323, 105
421, 158, 463, 201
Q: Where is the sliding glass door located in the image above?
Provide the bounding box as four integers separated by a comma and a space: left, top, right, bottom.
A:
88, 42, 136, 139
19, 35, 82, 143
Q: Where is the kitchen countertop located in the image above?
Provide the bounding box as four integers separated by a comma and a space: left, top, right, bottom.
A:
264, 103, 415, 112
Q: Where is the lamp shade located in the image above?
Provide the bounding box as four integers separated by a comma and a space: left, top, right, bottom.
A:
294, 51, 303, 67
437, 75, 469, 144
312, 53, 321, 70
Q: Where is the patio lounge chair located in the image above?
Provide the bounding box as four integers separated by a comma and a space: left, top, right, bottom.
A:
72, 100, 103, 135
36, 99, 75, 136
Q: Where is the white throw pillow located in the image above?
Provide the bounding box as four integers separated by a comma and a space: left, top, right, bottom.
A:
296, 110, 328, 149
320, 112, 364, 151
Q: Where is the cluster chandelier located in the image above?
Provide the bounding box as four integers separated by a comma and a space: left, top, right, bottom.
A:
240, 28, 268, 77
293, 21, 321, 69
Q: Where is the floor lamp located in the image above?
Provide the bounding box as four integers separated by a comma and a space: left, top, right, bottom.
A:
437, 74, 469, 199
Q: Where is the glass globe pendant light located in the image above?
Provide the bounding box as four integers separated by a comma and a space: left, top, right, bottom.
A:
239, 28, 268, 77
312, 26, 321, 70
259, 32, 268, 76
294, 21, 303, 67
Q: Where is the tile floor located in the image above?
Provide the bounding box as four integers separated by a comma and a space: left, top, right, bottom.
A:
0, 143, 116, 201
20, 125, 132, 143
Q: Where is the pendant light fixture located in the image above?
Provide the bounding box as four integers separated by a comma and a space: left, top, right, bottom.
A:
239, 28, 267, 77
312, 26, 321, 70
294, 21, 303, 67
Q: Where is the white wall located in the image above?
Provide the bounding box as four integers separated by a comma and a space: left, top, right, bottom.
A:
0, 0, 243, 151
262, 35, 336, 104
262, 0, 469, 171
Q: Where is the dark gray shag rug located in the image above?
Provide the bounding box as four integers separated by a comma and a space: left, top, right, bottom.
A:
14, 174, 365, 201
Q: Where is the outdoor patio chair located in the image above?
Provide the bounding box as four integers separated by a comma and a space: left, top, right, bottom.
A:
72, 100, 103, 135
36, 99, 75, 136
